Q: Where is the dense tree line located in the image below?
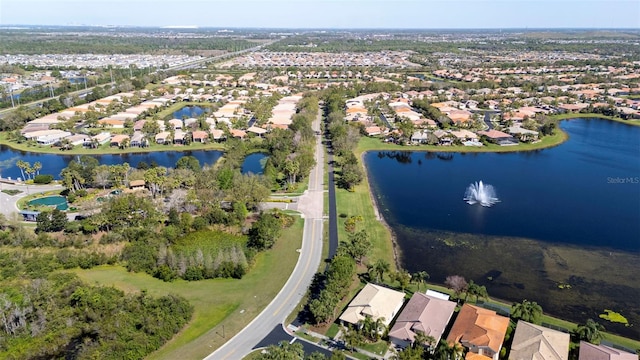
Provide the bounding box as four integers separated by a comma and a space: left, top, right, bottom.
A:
0, 31, 255, 55
267, 33, 640, 57
0, 273, 192, 360
321, 88, 365, 190
262, 94, 319, 191
307, 247, 357, 324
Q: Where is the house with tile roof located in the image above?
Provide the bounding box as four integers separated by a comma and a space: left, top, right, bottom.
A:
446, 304, 510, 360
578, 341, 637, 360
339, 283, 405, 328
388, 292, 456, 349
508, 321, 569, 360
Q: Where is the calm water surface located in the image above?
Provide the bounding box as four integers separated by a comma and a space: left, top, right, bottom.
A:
172, 105, 209, 119
0, 147, 223, 179
365, 118, 640, 338
241, 153, 268, 175
366, 119, 640, 252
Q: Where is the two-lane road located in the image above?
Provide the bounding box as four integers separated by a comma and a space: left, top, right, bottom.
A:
205, 110, 325, 360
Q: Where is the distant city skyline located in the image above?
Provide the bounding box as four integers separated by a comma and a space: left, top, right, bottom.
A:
1, 0, 638, 29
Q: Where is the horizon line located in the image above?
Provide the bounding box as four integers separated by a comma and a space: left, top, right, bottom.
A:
1, 24, 639, 31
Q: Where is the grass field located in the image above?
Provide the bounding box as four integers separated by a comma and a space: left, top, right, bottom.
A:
72, 218, 304, 360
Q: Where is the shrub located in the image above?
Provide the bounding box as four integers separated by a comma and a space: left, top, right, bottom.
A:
33, 174, 54, 184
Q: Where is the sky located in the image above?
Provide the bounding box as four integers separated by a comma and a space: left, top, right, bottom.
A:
0, 0, 638, 29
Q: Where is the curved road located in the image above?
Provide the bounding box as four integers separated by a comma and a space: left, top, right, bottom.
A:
0, 181, 64, 217
204, 110, 325, 360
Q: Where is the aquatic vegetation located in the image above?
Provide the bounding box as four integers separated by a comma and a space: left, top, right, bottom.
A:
599, 310, 630, 326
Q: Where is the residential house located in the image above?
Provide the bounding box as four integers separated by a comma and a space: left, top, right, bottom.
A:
192, 130, 209, 143
559, 103, 589, 113
133, 119, 147, 132
130, 132, 146, 147
65, 134, 90, 147
433, 129, 453, 146
247, 126, 268, 137
450, 129, 479, 142
110, 134, 130, 147
173, 130, 187, 144
477, 129, 517, 145
84, 132, 111, 148
230, 129, 246, 139
509, 321, 570, 360
129, 180, 145, 190
411, 130, 433, 144
507, 126, 539, 142
168, 119, 183, 130
446, 304, 510, 360
388, 292, 456, 349
210, 129, 225, 141
35, 130, 72, 145
365, 126, 382, 136
97, 118, 125, 129
184, 118, 198, 129
338, 283, 405, 328
155, 131, 171, 144
578, 342, 637, 360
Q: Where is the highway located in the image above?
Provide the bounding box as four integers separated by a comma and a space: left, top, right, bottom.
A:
204, 110, 325, 360
0, 40, 277, 118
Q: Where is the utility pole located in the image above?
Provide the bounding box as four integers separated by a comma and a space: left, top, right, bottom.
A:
9, 89, 15, 108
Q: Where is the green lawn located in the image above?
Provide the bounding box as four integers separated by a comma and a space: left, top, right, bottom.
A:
334, 139, 397, 270
358, 340, 390, 356
72, 218, 304, 360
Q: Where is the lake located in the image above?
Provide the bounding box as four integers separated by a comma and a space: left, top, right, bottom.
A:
172, 105, 210, 119
241, 152, 268, 175
365, 118, 640, 338
0, 147, 223, 180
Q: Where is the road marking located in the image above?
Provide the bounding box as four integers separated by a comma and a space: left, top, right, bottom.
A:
273, 219, 316, 317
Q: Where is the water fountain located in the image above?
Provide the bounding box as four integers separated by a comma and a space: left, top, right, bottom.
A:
464, 181, 500, 207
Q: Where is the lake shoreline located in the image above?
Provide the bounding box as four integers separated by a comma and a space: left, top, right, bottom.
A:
354, 116, 640, 344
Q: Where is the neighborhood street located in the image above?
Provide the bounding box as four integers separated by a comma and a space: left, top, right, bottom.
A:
204, 110, 326, 360
0, 181, 64, 218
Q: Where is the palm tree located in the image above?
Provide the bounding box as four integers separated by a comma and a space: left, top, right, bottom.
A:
373, 259, 390, 283
342, 324, 362, 351
33, 162, 42, 176
511, 299, 543, 325
465, 281, 489, 303
435, 340, 465, 360
414, 331, 436, 349
411, 271, 429, 291
575, 319, 605, 344
16, 159, 27, 180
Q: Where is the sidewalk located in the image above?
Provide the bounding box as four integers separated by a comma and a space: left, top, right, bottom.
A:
287, 323, 392, 359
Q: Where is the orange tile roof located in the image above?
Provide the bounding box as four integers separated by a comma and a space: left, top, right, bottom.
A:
446, 304, 509, 353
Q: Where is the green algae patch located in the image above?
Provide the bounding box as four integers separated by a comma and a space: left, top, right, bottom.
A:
600, 310, 630, 326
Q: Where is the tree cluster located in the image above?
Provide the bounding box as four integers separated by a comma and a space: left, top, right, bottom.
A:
0, 273, 192, 360
308, 248, 357, 324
